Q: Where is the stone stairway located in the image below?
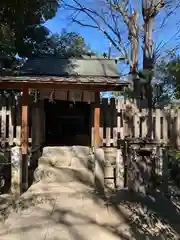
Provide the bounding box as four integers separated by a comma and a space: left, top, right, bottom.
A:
33, 146, 95, 186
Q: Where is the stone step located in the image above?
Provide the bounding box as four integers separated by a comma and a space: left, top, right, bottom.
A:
39, 146, 94, 169
38, 154, 94, 168
34, 146, 95, 186
34, 166, 94, 186
42, 146, 93, 158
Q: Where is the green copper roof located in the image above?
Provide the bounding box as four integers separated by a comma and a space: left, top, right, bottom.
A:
22, 56, 119, 78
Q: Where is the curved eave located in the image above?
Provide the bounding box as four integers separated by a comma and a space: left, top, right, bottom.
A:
0, 76, 129, 91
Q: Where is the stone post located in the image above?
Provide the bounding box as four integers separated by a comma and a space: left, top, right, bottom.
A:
162, 149, 169, 196
11, 146, 22, 196
94, 148, 105, 194
115, 148, 124, 189
128, 147, 138, 192
155, 147, 163, 176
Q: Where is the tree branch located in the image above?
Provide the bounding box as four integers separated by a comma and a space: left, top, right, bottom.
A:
72, 18, 128, 59
107, 0, 129, 26
62, 0, 130, 60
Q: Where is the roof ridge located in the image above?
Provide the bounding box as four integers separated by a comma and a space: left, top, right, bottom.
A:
28, 55, 117, 61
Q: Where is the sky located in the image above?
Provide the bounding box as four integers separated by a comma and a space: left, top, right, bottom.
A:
44, 2, 180, 98
45, 2, 180, 54
44, 1, 180, 80
45, 8, 110, 55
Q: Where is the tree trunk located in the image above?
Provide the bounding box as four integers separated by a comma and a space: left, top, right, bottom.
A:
142, 2, 154, 139
143, 17, 153, 70
129, 12, 139, 98
143, 17, 153, 109
142, 0, 165, 108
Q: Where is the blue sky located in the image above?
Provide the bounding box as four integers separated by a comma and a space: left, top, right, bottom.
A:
44, 2, 180, 75
44, 3, 179, 98
45, 8, 110, 55
44, 6, 130, 74
45, 4, 180, 52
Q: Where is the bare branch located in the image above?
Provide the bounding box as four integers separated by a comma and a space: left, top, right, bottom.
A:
159, 1, 180, 29
61, 0, 180, 81
72, 17, 128, 59
107, 0, 129, 26
142, 0, 165, 21
61, 0, 130, 60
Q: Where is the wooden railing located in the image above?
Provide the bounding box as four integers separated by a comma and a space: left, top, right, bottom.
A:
0, 95, 31, 147
98, 98, 180, 148
0, 95, 45, 149
0, 95, 180, 149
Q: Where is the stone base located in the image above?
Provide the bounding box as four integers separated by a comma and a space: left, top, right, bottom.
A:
34, 146, 94, 186
40, 146, 94, 168
127, 149, 153, 195
34, 166, 94, 186
11, 147, 22, 196
104, 164, 115, 190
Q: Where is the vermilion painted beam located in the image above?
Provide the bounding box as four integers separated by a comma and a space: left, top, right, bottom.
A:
21, 87, 29, 193
94, 92, 100, 148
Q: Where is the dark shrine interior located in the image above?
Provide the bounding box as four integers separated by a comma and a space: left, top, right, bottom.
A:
44, 99, 91, 146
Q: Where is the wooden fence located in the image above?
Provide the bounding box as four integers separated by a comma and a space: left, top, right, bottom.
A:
1, 95, 180, 149
0, 95, 44, 149
0, 95, 32, 147
98, 98, 180, 148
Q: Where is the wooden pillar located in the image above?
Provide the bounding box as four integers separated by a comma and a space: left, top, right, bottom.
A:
31, 99, 43, 167
40, 99, 45, 145
94, 92, 100, 148
21, 87, 29, 193
93, 92, 104, 193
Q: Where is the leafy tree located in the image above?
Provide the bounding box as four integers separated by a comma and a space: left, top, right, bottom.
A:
165, 57, 180, 99
0, 0, 60, 58
157, 56, 180, 99
34, 29, 94, 57
141, 54, 180, 105
0, 24, 16, 58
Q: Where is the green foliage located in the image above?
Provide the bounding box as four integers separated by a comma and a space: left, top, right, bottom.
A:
166, 57, 180, 99
0, 28, 95, 96
113, 56, 180, 103
103, 52, 107, 58
114, 67, 171, 105
0, 1, 96, 97
0, 24, 16, 58
176, 152, 180, 159
27, 29, 95, 57
0, 0, 59, 58
168, 151, 180, 163
0, 152, 8, 163
118, 87, 134, 99
154, 55, 180, 100
137, 69, 153, 83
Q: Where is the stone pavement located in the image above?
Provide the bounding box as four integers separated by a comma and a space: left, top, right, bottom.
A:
0, 181, 180, 240
0, 182, 132, 240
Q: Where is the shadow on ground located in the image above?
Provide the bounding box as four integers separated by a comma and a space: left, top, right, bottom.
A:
1, 183, 180, 239
0, 146, 180, 239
